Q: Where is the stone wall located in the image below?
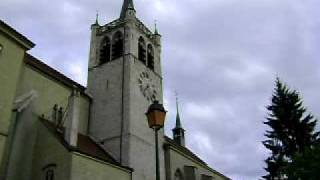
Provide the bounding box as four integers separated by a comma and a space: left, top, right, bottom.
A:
31, 122, 72, 180
0, 26, 30, 179
70, 153, 131, 180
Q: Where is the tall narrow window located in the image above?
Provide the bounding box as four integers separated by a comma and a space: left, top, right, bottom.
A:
112, 31, 124, 60
138, 37, 146, 64
99, 37, 111, 64
147, 44, 154, 70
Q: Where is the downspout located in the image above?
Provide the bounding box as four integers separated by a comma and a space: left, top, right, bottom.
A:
86, 97, 93, 135
120, 25, 126, 164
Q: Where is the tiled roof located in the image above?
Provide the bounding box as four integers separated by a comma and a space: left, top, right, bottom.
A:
41, 119, 132, 171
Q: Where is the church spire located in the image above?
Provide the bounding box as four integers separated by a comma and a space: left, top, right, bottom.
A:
175, 95, 182, 129
120, 0, 136, 19
154, 20, 159, 35
95, 11, 99, 25
173, 93, 185, 146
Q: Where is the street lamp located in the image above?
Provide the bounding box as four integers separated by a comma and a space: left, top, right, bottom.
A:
146, 100, 167, 180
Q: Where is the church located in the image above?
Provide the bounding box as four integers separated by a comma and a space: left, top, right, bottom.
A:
0, 0, 230, 180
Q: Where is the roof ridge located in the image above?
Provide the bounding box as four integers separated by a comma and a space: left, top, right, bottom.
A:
24, 53, 89, 98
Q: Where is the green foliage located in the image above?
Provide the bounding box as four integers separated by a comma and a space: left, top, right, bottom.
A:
286, 144, 320, 180
262, 78, 319, 179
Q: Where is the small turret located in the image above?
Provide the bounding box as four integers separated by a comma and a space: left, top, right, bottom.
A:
88, 12, 100, 68
120, 0, 136, 20
172, 95, 185, 146
154, 20, 161, 46
91, 11, 100, 27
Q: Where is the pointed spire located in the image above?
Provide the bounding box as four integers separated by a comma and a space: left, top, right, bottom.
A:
173, 91, 185, 146
154, 20, 159, 35
175, 92, 182, 129
95, 10, 99, 25
120, 0, 135, 19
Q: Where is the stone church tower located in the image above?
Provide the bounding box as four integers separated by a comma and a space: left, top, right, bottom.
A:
87, 0, 165, 180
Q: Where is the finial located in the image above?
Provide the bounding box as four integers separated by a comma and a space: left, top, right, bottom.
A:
95, 10, 99, 25
154, 20, 159, 35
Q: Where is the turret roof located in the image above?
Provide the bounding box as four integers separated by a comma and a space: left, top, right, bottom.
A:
120, 0, 135, 19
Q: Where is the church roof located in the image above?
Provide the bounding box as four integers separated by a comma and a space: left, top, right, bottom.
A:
0, 19, 35, 50
24, 54, 90, 98
164, 136, 230, 180
164, 136, 206, 165
41, 119, 132, 171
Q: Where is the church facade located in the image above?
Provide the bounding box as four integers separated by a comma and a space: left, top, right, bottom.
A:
0, 1, 230, 180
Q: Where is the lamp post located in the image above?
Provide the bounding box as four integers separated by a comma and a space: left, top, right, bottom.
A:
146, 100, 167, 180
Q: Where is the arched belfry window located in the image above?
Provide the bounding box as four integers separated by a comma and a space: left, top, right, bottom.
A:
138, 37, 146, 64
174, 169, 184, 180
99, 37, 111, 64
147, 44, 154, 70
112, 31, 124, 60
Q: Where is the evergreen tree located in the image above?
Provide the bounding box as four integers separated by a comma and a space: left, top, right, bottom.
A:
286, 144, 320, 180
262, 78, 319, 179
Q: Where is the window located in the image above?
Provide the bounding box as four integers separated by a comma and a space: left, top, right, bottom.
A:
174, 169, 184, 180
147, 44, 154, 70
46, 169, 54, 180
42, 163, 56, 180
138, 37, 146, 64
112, 31, 124, 60
99, 37, 111, 64
184, 166, 196, 180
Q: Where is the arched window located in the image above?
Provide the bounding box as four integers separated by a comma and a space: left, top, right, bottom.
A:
174, 169, 184, 180
147, 44, 154, 70
42, 164, 56, 180
99, 37, 111, 64
46, 169, 54, 180
112, 31, 124, 60
138, 37, 146, 64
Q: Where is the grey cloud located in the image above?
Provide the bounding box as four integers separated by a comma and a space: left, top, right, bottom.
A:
2, 0, 320, 179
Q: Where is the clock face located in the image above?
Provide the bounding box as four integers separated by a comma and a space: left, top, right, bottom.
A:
138, 71, 157, 102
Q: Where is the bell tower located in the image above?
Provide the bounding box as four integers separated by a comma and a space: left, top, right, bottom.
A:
87, 0, 165, 180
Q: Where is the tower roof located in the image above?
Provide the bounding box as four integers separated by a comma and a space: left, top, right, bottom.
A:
120, 0, 135, 18
174, 95, 183, 129
94, 11, 99, 25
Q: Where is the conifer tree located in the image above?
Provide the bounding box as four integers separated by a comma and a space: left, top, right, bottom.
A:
262, 78, 319, 180
286, 143, 320, 180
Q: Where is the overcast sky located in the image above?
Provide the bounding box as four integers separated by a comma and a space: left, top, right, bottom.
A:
2, 0, 320, 179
